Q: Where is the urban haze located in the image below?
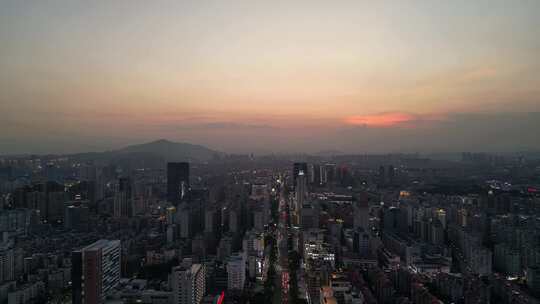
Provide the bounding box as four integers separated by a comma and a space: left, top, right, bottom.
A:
0, 1, 540, 304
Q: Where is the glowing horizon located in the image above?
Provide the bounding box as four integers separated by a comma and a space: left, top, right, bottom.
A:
1, 1, 539, 153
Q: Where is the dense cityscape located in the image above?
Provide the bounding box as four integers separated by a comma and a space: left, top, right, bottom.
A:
0, 140, 539, 304
2, 1, 540, 304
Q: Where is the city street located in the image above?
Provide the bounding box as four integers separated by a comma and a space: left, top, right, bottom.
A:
273, 188, 291, 304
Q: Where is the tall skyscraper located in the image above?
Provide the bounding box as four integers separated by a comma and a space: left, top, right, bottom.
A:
204, 209, 216, 234
324, 163, 336, 183
319, 165, 328, 185
113, 177, 132, 218
295, 170, 307, 213
292, 162, 307, 188
229, 209, 239, 233
64, 203, 90, 231
387, 165, 395, 185
177, 204, 192, 238
308, 164, 321, 185
167, 162, 190, 204
72, 240, 121, 304
171, 262, 206, 304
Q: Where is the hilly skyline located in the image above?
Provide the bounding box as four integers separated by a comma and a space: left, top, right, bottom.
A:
0, 139, 221, 161
1, 111, 540, 155
2, 138, 539, 162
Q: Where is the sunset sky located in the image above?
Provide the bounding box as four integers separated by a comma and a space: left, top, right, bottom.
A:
1, 0, 539, 154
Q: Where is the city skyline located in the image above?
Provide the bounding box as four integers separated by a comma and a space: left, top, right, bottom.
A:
1, 1, 539, 154
3, 2, 540, 303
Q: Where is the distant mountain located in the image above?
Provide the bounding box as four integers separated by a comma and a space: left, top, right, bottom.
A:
113, 139, 222, 162
65, 139, 222, 166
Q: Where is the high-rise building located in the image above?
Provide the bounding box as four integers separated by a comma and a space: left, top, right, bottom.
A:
353, 229, 370, 256
319, 165, 328, 185
308, 164, 321, 185
171, 262, 206, 304
436, 209, 447, 229
167, 162, 190, 204
64, 203, 89, 231
387, 165, 395, 185
527, 266, 540, 296
45, 181, 68, 223
353, 193, 369, 231
229, 210, 239, 233
167, 224, 176, 244
300, 205, 319, 229
324, 163, 336, 183
72, 240, 121, 304
218, 236, 233, 262
207, 264, 228, 295
250, 183, 268, 199
295, 171, 307, 214
293, 162, 307, 188
253, 209, 265, 231
113, 177, 132, 218
467, 246, 492, 276
0, 247, 14, 283
227, 254, 246, 291
177, 205, 191, 238
77, 164, 104, 202
204, 209, 216, 234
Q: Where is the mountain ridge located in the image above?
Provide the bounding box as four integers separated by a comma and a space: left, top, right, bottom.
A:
51, 139, 223, 164
111, 139, 222, 162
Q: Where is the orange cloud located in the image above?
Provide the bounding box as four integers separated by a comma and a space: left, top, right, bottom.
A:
345, 112, 416, 127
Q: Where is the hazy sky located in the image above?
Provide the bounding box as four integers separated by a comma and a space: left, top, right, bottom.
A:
1, 0, 539, 154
